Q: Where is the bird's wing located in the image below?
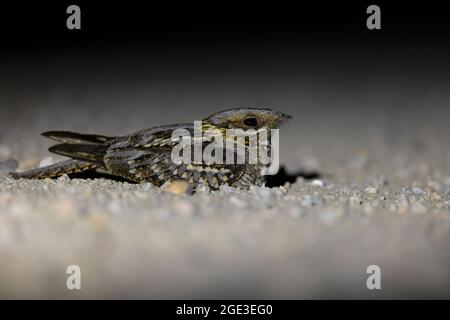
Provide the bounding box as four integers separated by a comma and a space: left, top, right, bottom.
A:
104, 124, 248, 187
103, 124, 193, 184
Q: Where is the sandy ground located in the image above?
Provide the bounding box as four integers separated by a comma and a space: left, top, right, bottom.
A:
1, 53, 450, 299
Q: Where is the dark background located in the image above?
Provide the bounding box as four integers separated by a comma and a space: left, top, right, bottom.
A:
1, 2, 449, 57
1, 2, 449, 50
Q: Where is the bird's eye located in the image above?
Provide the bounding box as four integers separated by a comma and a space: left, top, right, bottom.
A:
243, 117, 258, 127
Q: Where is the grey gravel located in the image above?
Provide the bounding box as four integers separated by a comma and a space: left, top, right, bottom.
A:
0, 167, 449, 299
0, 159, 18, 172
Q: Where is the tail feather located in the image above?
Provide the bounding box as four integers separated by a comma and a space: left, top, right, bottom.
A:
11, 159, 97, 179
48, 143, 107, 166
42, 131, 114, 145
11, 130, 113, 179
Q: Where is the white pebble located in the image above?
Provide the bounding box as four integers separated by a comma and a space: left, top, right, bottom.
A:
412, 187, 425, 196
39, 156, 56, 168
364, 187, 378, 195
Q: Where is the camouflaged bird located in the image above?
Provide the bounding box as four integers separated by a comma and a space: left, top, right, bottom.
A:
11, 108, 291, 190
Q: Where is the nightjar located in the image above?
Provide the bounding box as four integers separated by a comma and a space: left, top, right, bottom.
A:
11, 108, 292, 190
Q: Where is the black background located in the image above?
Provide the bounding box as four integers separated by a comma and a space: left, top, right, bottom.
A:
1, 1, 449, 54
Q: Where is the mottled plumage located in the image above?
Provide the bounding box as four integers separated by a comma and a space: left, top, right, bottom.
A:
11, 108, 291, 190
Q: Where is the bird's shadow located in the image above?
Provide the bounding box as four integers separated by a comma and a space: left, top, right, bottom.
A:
67, 165, 321, 188
68, 171, 135, 183
265, 166, 321, 188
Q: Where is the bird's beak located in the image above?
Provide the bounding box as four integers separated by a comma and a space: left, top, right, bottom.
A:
279, 113, 293, 126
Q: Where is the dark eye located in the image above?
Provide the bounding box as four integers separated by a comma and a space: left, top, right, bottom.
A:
243, 117, 258, 127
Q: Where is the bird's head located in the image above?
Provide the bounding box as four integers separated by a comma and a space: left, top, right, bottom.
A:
203, 108, 292, 130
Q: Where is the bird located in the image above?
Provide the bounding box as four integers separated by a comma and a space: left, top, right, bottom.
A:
11, 108, 292, 190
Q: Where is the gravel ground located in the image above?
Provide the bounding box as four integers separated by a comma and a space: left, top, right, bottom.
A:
1, 150, 449, 299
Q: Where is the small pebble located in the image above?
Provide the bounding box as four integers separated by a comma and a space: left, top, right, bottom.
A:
412, 187, 425, 196
162, 180, 192, 195
312, 179, 324, 187
364, 186, 378, 195
39, 156, 56, 168
0, 159, 19, 172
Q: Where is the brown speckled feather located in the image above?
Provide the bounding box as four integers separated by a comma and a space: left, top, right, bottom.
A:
11, 108, 292, 190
